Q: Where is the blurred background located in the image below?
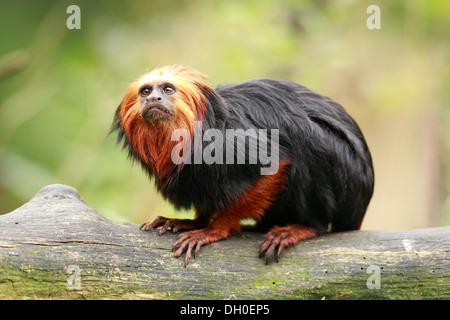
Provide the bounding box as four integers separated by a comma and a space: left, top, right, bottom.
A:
0, 0, 449, 231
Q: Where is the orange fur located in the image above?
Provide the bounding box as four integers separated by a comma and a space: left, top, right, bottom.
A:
209, 159, 291, 235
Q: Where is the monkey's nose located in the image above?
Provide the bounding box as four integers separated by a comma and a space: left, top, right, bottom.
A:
146, 95, 162, 102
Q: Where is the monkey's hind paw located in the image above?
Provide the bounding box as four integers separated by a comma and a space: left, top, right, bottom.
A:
259, 224, 319, 264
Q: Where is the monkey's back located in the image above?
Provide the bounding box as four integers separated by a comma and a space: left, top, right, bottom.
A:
216, 79, 374, 232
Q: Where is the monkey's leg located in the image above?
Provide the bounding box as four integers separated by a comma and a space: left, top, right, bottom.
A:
259, 224, 325, 264
140, 211, 208, 235
172, 161, 291, 267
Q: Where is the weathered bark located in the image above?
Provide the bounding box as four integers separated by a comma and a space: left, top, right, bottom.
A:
0, 184, 448, 299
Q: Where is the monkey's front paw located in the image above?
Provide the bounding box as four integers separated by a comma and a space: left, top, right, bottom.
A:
140, 216, 202, 235
172, 228, 229, 267
140, 216, 171, 234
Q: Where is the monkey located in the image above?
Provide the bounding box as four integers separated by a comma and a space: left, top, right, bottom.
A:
111, 65, 374, 267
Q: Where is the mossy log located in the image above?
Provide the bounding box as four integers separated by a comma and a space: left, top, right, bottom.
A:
0, 184, 448, 300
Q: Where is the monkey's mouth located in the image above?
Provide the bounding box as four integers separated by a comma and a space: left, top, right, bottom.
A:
141, 104, 174, 122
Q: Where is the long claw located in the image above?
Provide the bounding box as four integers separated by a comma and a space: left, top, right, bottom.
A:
183, 242, 197, 267
184, 255, 190, 268
259, 241, 271, 258
173, 239, 189, 257
159, 221, 170, 235
194, 242, 202, 258
277, 242, 287, 262
265, 244, 276, 264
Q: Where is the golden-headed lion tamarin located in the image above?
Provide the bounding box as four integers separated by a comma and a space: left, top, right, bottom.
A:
112, 65, 374, 267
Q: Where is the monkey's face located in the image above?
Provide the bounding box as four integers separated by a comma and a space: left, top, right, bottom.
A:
113, 65, 214, 176
118, 65, 211, 135
137, 80, 176, 123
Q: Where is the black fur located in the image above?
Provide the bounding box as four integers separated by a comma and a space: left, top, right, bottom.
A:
113, 79, 374, 233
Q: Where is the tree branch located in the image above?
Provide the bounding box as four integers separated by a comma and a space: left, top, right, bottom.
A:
0, 184, 448, 299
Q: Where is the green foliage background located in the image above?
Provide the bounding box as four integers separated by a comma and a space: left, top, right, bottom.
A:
0, 0, 449, 230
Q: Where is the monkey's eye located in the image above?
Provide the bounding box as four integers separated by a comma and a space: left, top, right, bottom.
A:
163, 85, 175, 95
140, 87, 151, 96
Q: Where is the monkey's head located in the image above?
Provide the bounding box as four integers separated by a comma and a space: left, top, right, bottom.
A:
116, 65, 211, 133
112, 65, 214, 174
